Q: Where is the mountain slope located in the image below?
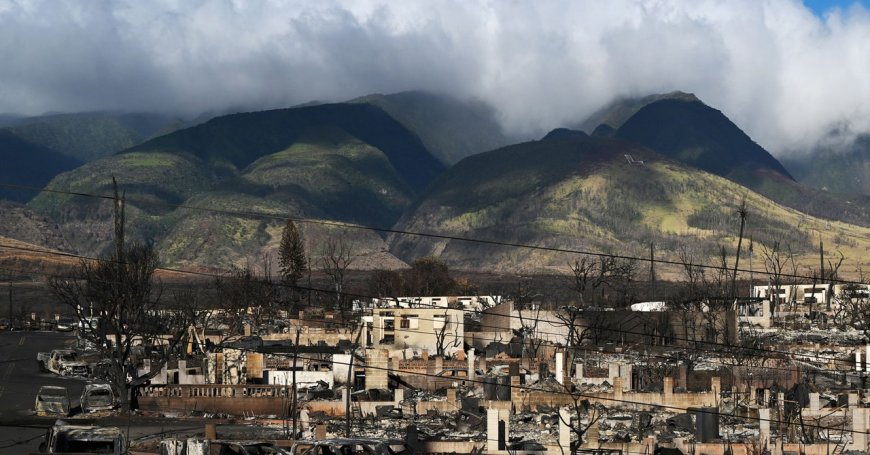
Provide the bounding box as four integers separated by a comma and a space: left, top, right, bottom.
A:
351, 91, 509, 165
3, 112, 181, 162
611, 97, 870, 227
0, 130, 83, 202
614, 98, 793, 181
28, 103, 440, 268
0, 200, 71, 252
390, 132, 870, 275
128, 102, 444, 194
784, 134, 870, 196
577, 91, 699, 135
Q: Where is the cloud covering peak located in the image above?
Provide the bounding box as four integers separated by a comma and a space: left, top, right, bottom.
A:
2, 0, 869, 155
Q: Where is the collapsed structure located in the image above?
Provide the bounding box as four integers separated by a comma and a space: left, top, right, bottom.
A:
37, 284, 870, 454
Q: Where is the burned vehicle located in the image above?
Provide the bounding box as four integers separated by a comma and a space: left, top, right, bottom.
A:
80, 383, 116, 413
290, 438, 412, 455
160, 439, 289, 454
39, 420, 127, 454
38, 349, 90, 376
35, 386, 70, 416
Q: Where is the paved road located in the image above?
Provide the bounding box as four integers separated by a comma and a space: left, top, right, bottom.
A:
0, 330, 88, 453
0, 331, 264, 453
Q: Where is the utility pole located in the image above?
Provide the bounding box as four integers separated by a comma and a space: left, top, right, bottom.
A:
112, 177, 125, 264
819, 239, 825, 282
731, 201, 747, 305
7, 285, 11, 329
649, 242, 655, 300
291, 328, 300, 438
748, 239, 754, 298
345, 328, 362, 437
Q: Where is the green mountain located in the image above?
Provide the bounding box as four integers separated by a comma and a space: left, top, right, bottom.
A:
614, 98, 793, 181
0, 130, 83, 203
3, 112, 182, 162
784, 134, 870, 196
390, 131, 870, 273
0, 200, 71, 251
127, 102, 444, 194
577, 91, 700, 135
350, 91, 510, 165
29, 102, 443, 268
610, 97, 870, 227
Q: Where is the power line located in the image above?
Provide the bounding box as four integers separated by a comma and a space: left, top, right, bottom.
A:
0, 246, 862, 374
2, 182, 869, 284
197, 350, 868, 438
3, 262, 864, 434
0, 242, 862, 367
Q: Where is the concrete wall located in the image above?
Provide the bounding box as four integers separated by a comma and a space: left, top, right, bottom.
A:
262, 326, 357, 346
480, 303, 737, 347
262, 370, 334, 388
513, 376, 721, 411
371, 307, 464, 354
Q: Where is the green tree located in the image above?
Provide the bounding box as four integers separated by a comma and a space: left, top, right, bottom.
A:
278, 219, 307, 286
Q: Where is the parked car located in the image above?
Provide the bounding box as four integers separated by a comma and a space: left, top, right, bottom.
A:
39, 419, 127, 454
290, 438, 412, 455
80, 383, 115, 413
55, 317, 76, 332
35, 386, 70, 416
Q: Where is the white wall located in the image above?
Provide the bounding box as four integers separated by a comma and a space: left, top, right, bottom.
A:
263, 370, 334, 388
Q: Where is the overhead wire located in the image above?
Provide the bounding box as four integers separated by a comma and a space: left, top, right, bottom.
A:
0, 244, 852, 366
207, 350, 866, 438
0, 240, 863, 369
0, 250, 861, 377
1, 263, 864, 437
1, 182, 869, 285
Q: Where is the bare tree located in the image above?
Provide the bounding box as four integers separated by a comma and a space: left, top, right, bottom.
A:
433, 308, 462, 357
761, 241, 789, 317
569, 254, 638, 308
677, 245, 706, 300
320, 237, 355, 311
213, 260, 276, 340
513, 282, 545, 367
558, 383, 605, 454
49, 179, 193, 411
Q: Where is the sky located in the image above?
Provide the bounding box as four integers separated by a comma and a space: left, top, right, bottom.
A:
1, 0, 870, 156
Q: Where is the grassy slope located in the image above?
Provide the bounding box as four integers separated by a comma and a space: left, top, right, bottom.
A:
0, 235, 80, 279
0, 130, 83, 203
614, 99, 870, 227
156, 129, 415, 269
128, 102, 445, 194
351, 91, 509, 165
28, 151, 214, 255
4, 112, 180, 162
28, 108, 425, 268
391, 133, 870, 276
785, 135, 870, 196
0, 200, 71, 252
238, 127, 413, 226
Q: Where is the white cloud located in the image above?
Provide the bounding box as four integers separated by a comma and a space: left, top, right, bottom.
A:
1, 0, 868, 154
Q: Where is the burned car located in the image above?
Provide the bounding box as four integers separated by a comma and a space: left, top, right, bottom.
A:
38, 349, 90, 376
39, 420, 127, 454
290, 438, 412, 455
160, 439, 289, 454
81, 383, 116, 413
35, 386, 70, 416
